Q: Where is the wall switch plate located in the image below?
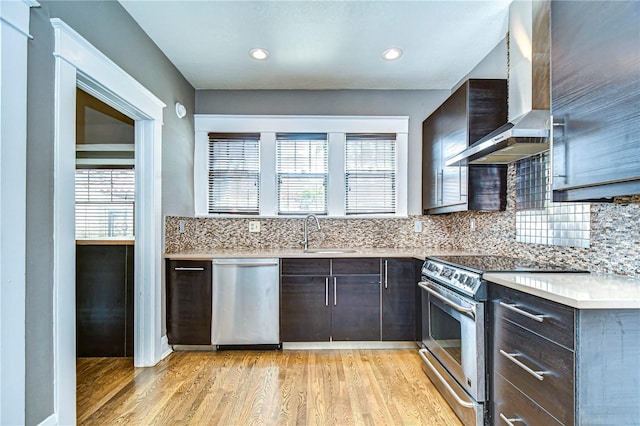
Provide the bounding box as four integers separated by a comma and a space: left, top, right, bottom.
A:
179, 220, 185, 233
470, 218, 476, 232
249, 221, 261, 233
414, 220, 423, 233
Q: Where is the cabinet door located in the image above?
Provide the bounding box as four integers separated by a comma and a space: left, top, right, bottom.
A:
166, 260, 212, 345
331, 275, 381, 341
381, 258, 416, 341
551, 1, 640, 199
76, 244, 133, 357
280, 275, 331, 342
422, 110, 441, 211
440, 84, 468, 207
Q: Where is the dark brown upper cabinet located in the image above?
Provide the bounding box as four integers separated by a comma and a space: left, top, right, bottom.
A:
422, 79, 508, 215
551, 1, 640, 201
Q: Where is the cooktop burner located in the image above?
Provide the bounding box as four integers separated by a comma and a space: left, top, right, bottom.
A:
430, 255, 588, 274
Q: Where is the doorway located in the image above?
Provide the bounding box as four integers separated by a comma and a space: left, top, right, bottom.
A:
75, 89, 135, 358
52, 19, 166, 424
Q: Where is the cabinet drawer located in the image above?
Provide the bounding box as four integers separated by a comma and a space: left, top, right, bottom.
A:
493, 373, 563, 426
495, 318, 574, 425
332, 257, 380, 275
281, 258, 330, 275
494, 286, 575, 349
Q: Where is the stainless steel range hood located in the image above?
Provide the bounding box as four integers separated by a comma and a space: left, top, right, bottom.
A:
446, 109, 549, 166
447, 0, 551, 167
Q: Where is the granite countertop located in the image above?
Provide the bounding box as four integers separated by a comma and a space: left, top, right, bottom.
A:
164, 248, 475, 260
485, 272, 640, 310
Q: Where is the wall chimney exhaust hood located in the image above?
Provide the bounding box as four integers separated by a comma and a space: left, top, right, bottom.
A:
447, 0, 551, 167
446, 109, 549, 166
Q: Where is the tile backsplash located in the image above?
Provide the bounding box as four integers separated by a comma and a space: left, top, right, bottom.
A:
166, 166, 640, 277
515, 154, 590, 248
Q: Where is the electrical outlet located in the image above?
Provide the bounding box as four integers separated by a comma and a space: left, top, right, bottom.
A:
179, 220, 185, 233
470, 218, 476, 232
414, 220, 423, 233
249, 221, 261, 233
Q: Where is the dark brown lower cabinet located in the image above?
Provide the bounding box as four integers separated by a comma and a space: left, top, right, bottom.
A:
166, 260, 212, 345
280, 275, 331, 341
76, 244, 134, 357
381, 258, 417, 341
490, 283, 640, 425
331, 275, 381, 341
280, 258, 381, 342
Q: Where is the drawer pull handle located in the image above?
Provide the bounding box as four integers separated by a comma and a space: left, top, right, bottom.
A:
499, 350, 546, 381
500, 302, 545, 323
174, 267, 205, 271
499, 413, 524, 425
418, 349, 475, 408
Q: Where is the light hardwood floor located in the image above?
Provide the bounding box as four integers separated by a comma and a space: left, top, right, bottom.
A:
77, 349, 463, 425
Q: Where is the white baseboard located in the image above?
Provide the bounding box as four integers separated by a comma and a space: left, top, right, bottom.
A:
160, 335, 172, 360
38, 413, 57, 425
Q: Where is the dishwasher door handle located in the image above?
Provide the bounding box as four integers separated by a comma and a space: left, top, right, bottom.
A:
212, 261, 279, 267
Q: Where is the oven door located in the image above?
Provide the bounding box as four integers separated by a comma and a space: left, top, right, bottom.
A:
419, 280, 485, 402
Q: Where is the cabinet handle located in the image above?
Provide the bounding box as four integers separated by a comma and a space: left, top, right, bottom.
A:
551, 116, 567, 184
418, 349, 475, 409
499, 350, 546, 381
384, 260, 388, 289
499, 302, 546, 323
325, 277, 329, 306
334, 277, 337, 306
174, 267, 205, 271
438, 170, 444, 204
499, 413, 524, 425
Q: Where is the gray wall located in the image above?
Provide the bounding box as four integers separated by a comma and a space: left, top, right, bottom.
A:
26, 1, 195, 424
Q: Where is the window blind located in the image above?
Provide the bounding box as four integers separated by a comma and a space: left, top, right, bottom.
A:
208, 133, 260, 214
75, 169, 135, 239
345, 134, 396, 214
276, 134, 328, 214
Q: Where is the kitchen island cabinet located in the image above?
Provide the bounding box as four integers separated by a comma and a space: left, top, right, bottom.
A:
490, 282, 640, 425
422, 79, 508, 214
166, 260, 212, 345
551, 0, 640, 201
280, 258, 381, 342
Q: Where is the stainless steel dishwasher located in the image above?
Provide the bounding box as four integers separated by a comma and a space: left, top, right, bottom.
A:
211, 258, 280, 348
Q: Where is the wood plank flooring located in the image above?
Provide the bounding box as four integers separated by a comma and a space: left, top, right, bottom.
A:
77, 349, 463, 425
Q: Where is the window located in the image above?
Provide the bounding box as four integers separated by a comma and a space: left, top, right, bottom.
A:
194, 115, 409, 217
345, 134, 396, 214
276, 133, 328, 214
75, 169, 135, 239
208, 133, 260, 214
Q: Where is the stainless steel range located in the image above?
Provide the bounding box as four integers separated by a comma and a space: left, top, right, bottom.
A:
417, 255, 586, 426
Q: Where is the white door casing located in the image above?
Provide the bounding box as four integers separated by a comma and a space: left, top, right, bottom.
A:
51, 18, 165, 425
0, 1, 39, 425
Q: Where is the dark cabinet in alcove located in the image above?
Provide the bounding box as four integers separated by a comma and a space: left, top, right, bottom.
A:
76, 243, 134, 357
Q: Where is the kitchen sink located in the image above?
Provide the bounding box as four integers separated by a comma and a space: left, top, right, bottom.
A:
303, 248, 357, 254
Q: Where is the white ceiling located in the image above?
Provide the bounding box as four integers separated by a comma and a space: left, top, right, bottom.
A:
119, 0, 512, 90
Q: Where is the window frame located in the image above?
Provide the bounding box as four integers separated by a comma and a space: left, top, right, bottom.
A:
194, 115, 408, 217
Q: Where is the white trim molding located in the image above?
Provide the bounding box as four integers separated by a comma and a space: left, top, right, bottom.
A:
51, 18, 165, 425
0, 2, 39, 424
194, 114, 409, 217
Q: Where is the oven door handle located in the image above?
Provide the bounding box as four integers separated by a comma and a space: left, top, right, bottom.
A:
419, 349, 475, 409
419, 282, 476, 319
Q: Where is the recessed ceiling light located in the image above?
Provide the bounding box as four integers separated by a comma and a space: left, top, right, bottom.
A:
382, 47, 403, 61
249, 48, 270, 60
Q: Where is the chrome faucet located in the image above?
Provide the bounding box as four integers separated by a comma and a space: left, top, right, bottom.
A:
301, 214, 321, 250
